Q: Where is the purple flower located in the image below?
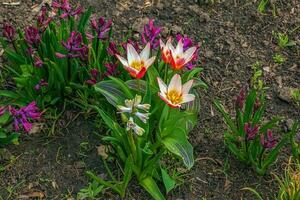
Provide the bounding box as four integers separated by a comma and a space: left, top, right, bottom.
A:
254, 98, 261, 113
34, 56, 43, 68
121, 39, 140, 52
2, 23, 16, 42
86, 79, 97, 86
9, 102, 41, 133
0, 106, 6, 116
52, 0, 83, 18
90, 17, 112, 40
37, 6, 52, 31
56, 31, 88, 60
26, 47, 34, 56
176, 34, 199, 70
25, 26, 41, 46
90, 68, 99, 78
107, 42, 119, 56
244, 123, 259, 140
102, 63, 119, 78
141, 19, 161, 49
236, 87, 247, 109
260, 130, 277, 149
35, 79, 48, 90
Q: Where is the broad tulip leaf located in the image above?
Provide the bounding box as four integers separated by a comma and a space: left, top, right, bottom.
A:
161, 168, 176, 193
140, 176, 166, 200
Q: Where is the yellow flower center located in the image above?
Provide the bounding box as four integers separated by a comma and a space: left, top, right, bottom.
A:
166, 89, 182, 105
131, 60, 144, 71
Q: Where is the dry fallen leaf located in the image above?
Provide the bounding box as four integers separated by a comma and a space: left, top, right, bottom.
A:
97, 145, 108, 159
29, 123, 44, 134
17, 191, 45, 199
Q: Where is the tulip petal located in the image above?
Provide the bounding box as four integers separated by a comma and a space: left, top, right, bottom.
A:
168, 74, 182, 93
116, 54, 129, 67
175, 39, 183, 55
145, 56, 156, 69
127, 43, 140, 64
182, 79, 194, 94
182, 94, 195, 103
157, 77, 167, 94
158, 92, 181, 108
183, 47, 197, 64
140, 43, 150, 61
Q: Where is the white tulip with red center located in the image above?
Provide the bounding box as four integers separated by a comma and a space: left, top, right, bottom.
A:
169, 39, 196, 70
160, 38, 173, 64
116, 43, 156, 79
157, 74, 195, 108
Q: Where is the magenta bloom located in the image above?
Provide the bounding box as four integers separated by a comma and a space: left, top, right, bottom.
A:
90, 17, 112, 40
236, 87, 247, 109
103, 63, 119, 78
141, 19, 161, 49
86, 68, 99, 86
25, 26, 41, 46
37, 6, 52, 31
176, 34, 199, 70
35, 79, 48, 90
9, 102, 41, 133
56, 32, 88, 60
244, 123, 259, 140
2, 23, 16, 42
34, 56, 43, 68
52, 0, 83, 18
107, 42, 119, 56
260, 130, 277, 149
121, 39, 140, 52
0, 106, 6, 116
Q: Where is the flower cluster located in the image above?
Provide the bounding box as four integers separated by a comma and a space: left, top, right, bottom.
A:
2, 23, 16, 42
52, 0, 83, 18
37, 6, 53, 32
56, 31, 88, 60
88, 17, 112, 40
244, 123, 259, 140
141, 19, 161, 49
117, 95, 150, 136
260, 130, 277, 149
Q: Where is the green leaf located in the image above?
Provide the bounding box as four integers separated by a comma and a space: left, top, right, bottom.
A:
162, 129, 194, 169
126, 80, 147, 93
0, 90, 20, 99
4, 49, 26, 65
109, 77, 134, 99
77, 7, 93, 33
140, 176, 166, 200
121, 156, 133, 194
161, 168, 176, 193
243, 90, 256, 123
0, 112, 10, 124
214, 100, 238, 134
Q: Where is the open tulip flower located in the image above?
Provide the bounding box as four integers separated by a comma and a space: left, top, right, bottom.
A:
160, 38, 197, 70
157, 74, 195, 108
116, 43, 155, 79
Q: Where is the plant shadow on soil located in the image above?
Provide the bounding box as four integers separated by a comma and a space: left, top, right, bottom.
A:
1, 0, 300, 199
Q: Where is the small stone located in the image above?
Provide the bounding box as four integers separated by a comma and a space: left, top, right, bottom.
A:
286, 119, 294, 131
204, 50, 214, 59
171, 25, 183, 34
74, 161, 85, 169
277, 87, 292, 103
132, 17, 149, 33
0, 148, 12, 160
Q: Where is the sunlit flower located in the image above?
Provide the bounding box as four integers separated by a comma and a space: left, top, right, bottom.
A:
244, 123, 259, 140
157, 74, 195, 108
160, 38, 173, 64
116, 43, 156, 79
141, 19, 161, 49
169, 39, 197, 70
135, 112, 150, 123
260, 130, 277, 149
126, 117, 144, 136
176, 34, 199, 70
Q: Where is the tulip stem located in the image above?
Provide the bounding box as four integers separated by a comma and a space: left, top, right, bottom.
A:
128, 131, 137, 162
163, 63, 168, 82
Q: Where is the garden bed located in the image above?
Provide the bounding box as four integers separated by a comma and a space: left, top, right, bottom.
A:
0, 0, 299, 199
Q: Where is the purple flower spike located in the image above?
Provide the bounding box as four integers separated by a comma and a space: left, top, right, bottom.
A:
121, 39, 140, 52
2, 23, 16, 42
52, 0, 83, 18
260, 130, 277, 149
90, 17, 112, 40
103, 63, 119, 78
9, 102, 41, 133
25, 26, 41, 46
0, 106, 6, 116
90, 68, 99, 78
244, 123, 259, 140
34, 56, 43, 68
37, 6, 52, 32
236, 87, 247, 110
62, 31, 82, 51
35, 79, 48, 90
107, 42, 119, 56
141, 19, 161, 49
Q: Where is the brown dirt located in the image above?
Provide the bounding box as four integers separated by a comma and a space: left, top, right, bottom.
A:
1, 0, 300, 199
